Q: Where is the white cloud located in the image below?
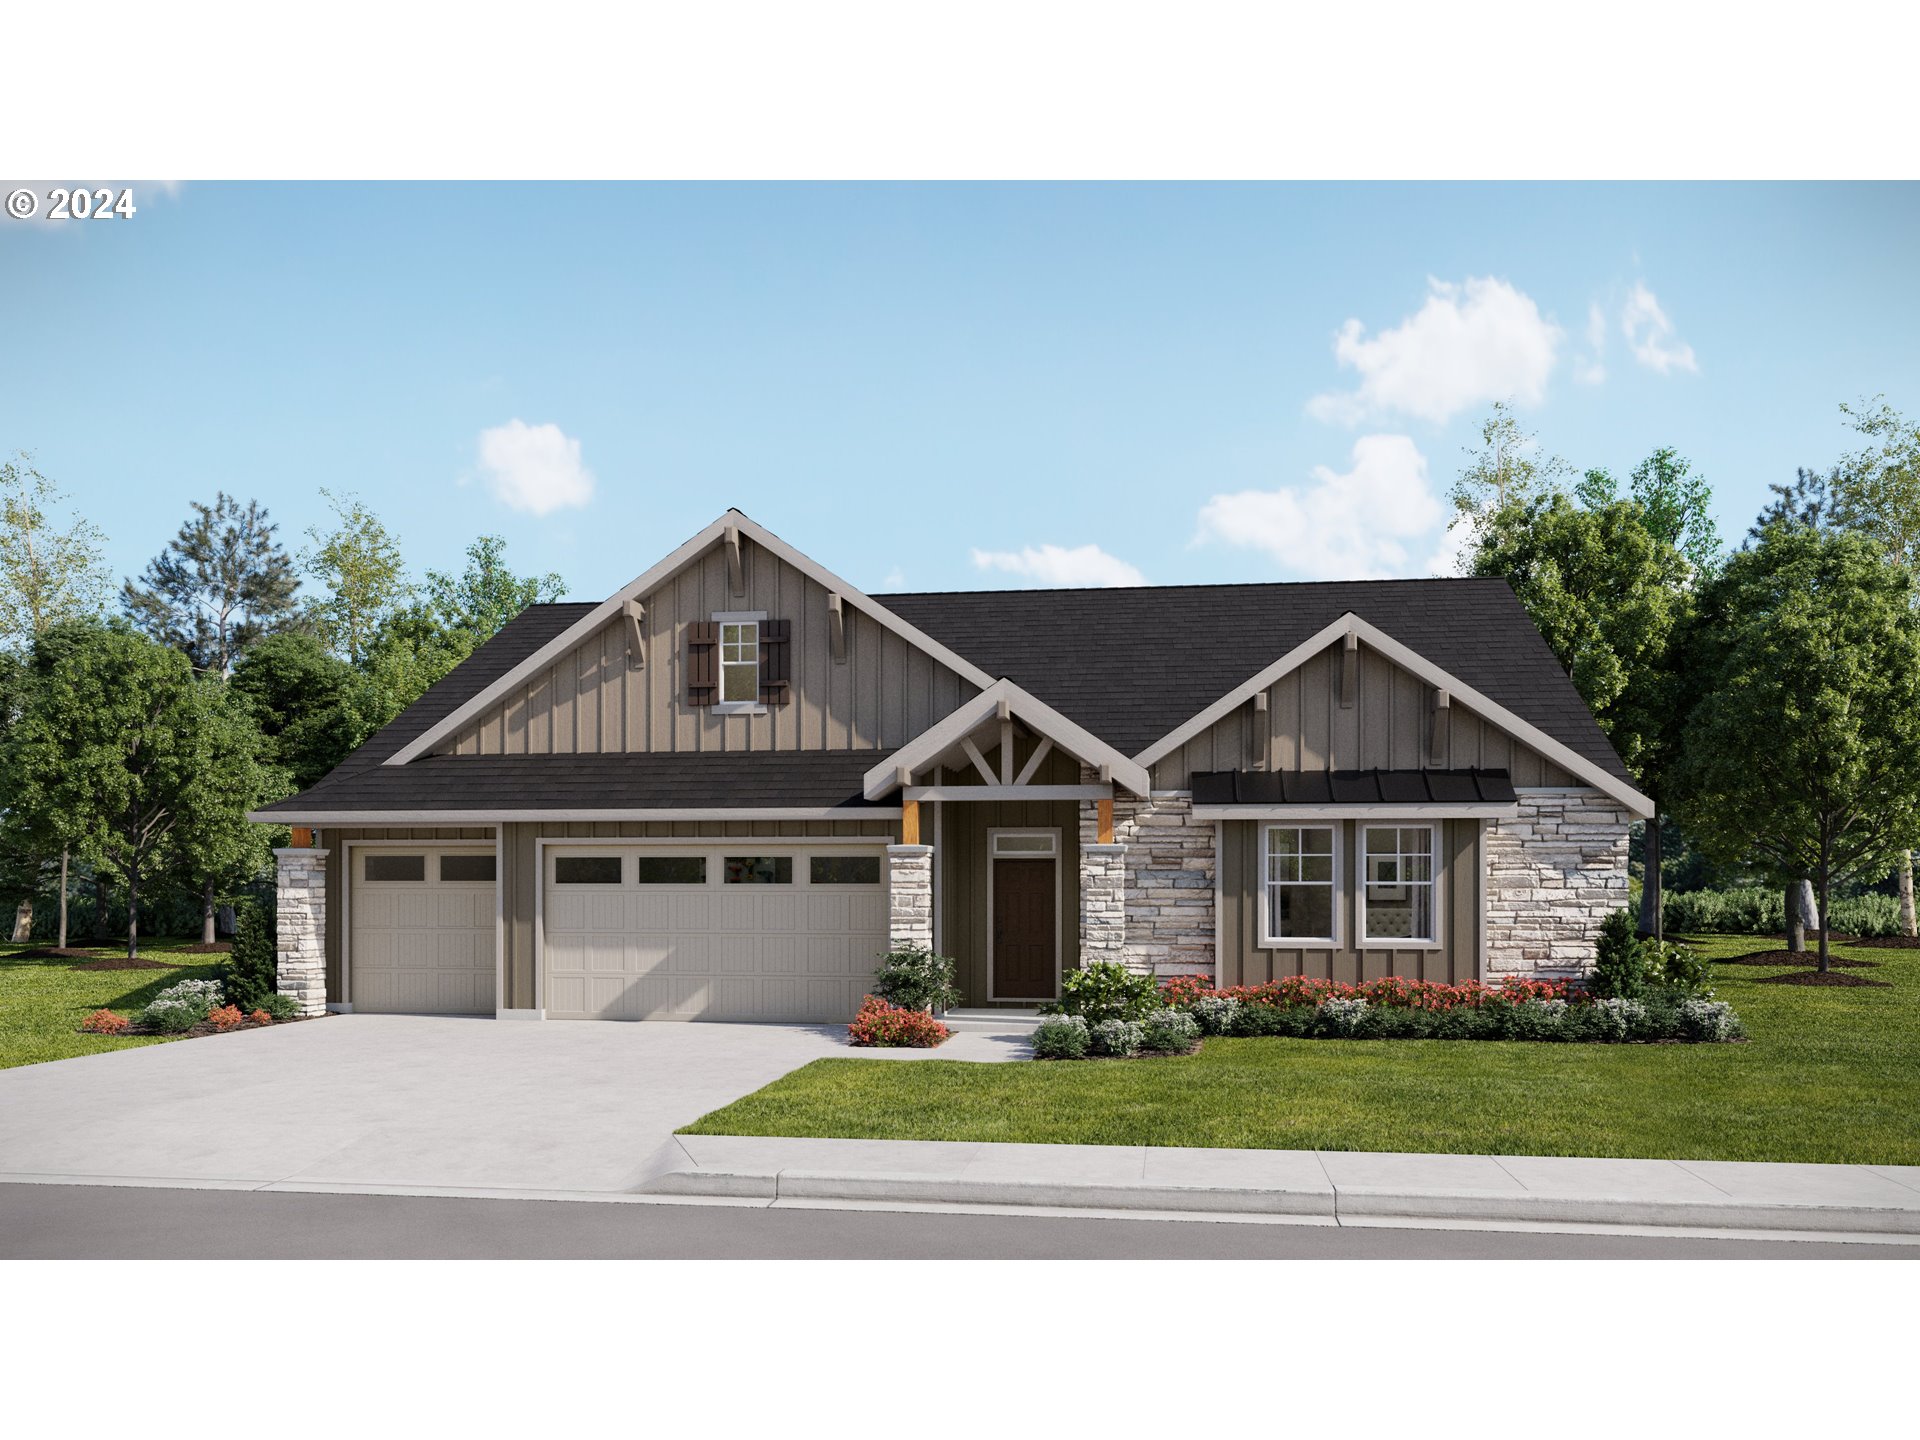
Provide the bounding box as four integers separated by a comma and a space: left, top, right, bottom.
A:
1573, 301, 1608, 385
968, 542, 1145, 588
1195, 435, 1447, 581
1620, 282, 1698, 374
1307, 276, 1564, 425
878, 566, 907, 591
475, 419, 595, 515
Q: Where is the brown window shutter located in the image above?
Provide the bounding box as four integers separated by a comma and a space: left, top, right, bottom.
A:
759, 619, 792, 706
685, 621, 719, 707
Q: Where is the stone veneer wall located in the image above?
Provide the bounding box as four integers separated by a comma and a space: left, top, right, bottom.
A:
1080, 769, 1217, 980
1483, 791, 1632, 977
274, 846, 329, 1017
886, 844, 934, 953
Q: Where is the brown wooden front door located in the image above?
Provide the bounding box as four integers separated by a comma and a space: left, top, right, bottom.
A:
992, 858, 1056, 999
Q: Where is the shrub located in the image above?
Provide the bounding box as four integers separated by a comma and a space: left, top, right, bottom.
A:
1677, 998, 1743, 1043
219, 898, 278, 1011
1503, 997, 1570, 1041
1089, 1018, 1144, 1057
1031, 1013, 1091, 1060
870, 945, 963, 1013
847, 995, 950, 1047
1660, 886, 1905, 938
139, 977, 223, 1033
1189, 994, 1241, 1036
251, 989, 298, 1022
1590, 996, 1646, 1042
247, 1009, 273, 1026
1052, 962, 1160, 1025
206, 1004, 245, 1032
1316, 997, 1370, 1036
1647, 938, 1712, 997
1159, 974, 1215, 1008
80, 1009, 131, 1036
1588, 909, 1652, 999
1140, 1008, 1201, 1054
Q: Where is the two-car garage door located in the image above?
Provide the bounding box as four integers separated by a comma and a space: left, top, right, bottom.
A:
541, 844, 890, 1022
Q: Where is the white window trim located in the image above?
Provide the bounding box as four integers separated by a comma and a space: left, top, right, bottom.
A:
1258, 823, 1340, 950
713, 609, 769, 714
1357, 821, 1443, 950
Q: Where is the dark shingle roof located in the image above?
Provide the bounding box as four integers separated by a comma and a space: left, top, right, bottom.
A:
1192, 768, 1518, 807
877, 577, 1630, 782
262, 576, 1633, 818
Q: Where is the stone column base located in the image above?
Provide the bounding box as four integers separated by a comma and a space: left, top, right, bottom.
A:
274, 846, 329, 1018
1080, 842, 1128, 970
886, 844, 934, 953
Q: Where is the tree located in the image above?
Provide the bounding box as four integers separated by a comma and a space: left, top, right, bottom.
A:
232, 632, 379, 790
1669, 525, 1920, 972
1752, 466, 1834, 538
1448, 402, 1573, 535
171, 678, 279, 944
362, 534, 564, 722
0, 456, 111, 944
1628, 447, 1722, 575
302, 488, 410, 665
7, 622, 217, 958
122, 492, 300, 677
1829, 396, 1920, 569
0, 454, 111, 651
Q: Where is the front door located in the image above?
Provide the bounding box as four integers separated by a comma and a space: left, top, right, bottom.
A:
992, 857, 1057, 1000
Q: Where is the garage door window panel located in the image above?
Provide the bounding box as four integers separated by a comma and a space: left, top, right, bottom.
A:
725, 856, 793, 884
555, 855, 623, 885
364, 854, 425, 883
439, 854, 496, 883
636, 855, 706, 885
809, 855, 881, 885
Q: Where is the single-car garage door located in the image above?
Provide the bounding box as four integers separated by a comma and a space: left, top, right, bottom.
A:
542, 844, 889, 1021
349, 846, 497, 1015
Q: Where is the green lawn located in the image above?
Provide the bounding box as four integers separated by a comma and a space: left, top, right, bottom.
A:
683, 935, 1920, 1165
0, 940, 225, 1070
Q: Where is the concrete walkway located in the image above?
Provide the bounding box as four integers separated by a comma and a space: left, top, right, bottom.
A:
642, 1134, 1920, 1240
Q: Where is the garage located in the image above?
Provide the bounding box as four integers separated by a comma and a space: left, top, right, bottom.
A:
540, 843, 890, 1021
347, 846, 498, 1015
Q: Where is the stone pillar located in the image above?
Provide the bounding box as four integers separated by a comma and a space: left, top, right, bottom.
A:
886, 844, 934, 953
1080, 843, 1128, 969
274, 846, 329, 1017
1483, 792, 1631, 979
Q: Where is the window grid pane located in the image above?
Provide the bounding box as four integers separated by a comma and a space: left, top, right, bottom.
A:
1265, 825, 1336, 942
1362, 825, 1436, 942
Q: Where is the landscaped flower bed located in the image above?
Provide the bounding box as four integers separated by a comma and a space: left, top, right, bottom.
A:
1155, 973, 1744, 1044
76, 977, 303, 1040
847, 995, 950, 1048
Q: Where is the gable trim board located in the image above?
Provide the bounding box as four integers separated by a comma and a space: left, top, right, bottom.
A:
860, 678, 1152, 801
383, 510, 999, 767
1132, 613, 1654, 819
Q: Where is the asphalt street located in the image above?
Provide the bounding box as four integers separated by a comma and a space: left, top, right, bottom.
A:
3, 1183, 1914, 1259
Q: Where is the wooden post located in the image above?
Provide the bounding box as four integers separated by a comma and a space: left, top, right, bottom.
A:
291, 826, 315, 848
1096, 798, 1114, 845
901, 800, 920, 846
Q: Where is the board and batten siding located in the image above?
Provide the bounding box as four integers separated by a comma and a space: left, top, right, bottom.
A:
437, 536, 978, 758
496, 818, 901, 1010
1148, 640, 1577, 790
1218, 817, 1480, 986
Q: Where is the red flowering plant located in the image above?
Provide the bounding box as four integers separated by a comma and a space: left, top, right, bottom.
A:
247, 1009, 274, 1026
207, 1004, 245, 1032
80, 1009, 132, 1036
1162, 974, 1577, 1014
847, 995, 951, 1048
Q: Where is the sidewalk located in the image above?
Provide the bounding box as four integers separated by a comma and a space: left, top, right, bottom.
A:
640, 1134, 1920, 1239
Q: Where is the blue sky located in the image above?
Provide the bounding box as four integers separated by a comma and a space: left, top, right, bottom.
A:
4, 182, 1916, 603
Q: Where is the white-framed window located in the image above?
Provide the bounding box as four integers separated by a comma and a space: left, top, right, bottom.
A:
1360, 825, 1438, 945
1262, 825, 1337, 945
719, 617, 760, 705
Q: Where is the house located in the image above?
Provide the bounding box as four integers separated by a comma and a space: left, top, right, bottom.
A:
251, 510, 1652, 1022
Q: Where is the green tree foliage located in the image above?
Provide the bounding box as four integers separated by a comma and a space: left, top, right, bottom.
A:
1468, 492, 1691, 783
1751, 466, 1834, 537
1669, 525, 1920, 970
0, 454, 111, 652
1628, 447, 1722, 574
302, 488, 410, 665
5, 621, 242, 958
362, 535, 564, 723
1829, 396, 1920, 568
171, 679, 280, 943
219, 897, 278, 1011
1448, 401, 1572, 534
122, 492, 301, 676
231, 631, 379, 790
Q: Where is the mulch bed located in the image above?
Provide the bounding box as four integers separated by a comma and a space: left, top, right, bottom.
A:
74, 956, 180, 971
86, 1014, 314, 1039
1719, 949, 1881, 968
10, 946, 105, 960
1754, 970, 1894, 988
1841, 934, 1920, 949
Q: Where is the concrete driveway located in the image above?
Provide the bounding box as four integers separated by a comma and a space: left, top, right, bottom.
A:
0, 1015, 868, 1195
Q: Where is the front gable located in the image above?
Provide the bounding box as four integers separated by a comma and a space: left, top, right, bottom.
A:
416, 513, 987, 761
